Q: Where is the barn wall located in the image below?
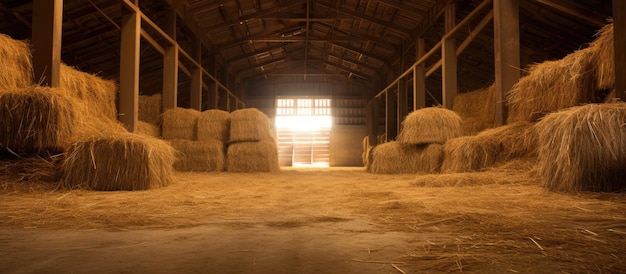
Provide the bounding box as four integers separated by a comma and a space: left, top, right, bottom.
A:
329, 125, 367, 167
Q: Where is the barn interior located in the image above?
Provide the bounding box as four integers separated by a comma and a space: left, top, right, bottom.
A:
1, 0, 626, 273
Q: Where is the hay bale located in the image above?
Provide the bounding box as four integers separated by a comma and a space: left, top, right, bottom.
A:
441, 122, 537, 173
0, 34, 33, 89
169, 139, 225, 172
0, 86, 77, 153
507, 46, 600, 123
229, 108, 273, 142
60, 64, 118, 121
396, 107, 463, 145
589, 23, 614, 90
161, 107, 200, 140
453, 85, 497, 134
60, 132, 176, 191
368, 141, 443, 174
136, 121, 160, 138
197, 109, 230, 142
139, 93, 162, 125
536, 103, 626, 192
226, 139, 279, 172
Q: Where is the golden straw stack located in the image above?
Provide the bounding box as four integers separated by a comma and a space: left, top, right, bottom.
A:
139, 93, 163, 125
169, 139, 225, 172
368, 141, 443, 174
536, 103, 626, 192
227, 108, 279, 172
161, 107, 201, 140
0, 34, 33, 90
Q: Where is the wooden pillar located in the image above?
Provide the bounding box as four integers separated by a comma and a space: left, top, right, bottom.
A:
163, 8, 178, 111
614, 0, 626, 100
32, 0, 62, 87
398, 79, 408, 133
442, 1, 457, 109
493, 0, 520, 125
118, 6, 141, 132
190, 38, 203, 111
385, 90, 398, 141
414, 38, 426, 110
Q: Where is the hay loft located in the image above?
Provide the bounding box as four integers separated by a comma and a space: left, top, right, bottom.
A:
396, 107, 463, 145
536, 103, 626, 192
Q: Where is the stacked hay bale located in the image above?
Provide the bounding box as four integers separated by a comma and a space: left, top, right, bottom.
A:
368, 107, 460, 174
0, 34, 175, 190
507, 23, 614, 124
452, 84, 496, 134
536, 103, 626, 192
0, 34, 32, 90
441, 122, 538, 173
137, 93, 162, 137
227, 108, 279, 172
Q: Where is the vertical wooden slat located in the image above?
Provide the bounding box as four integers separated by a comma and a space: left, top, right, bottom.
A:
397, 79, 408, 133
414, 38, 426, 110
385, 89, 398, 141
190, 38, 203, 111
614, 0, 626, 100
369, 99, 380, 147
162, 8, 178, 111
493, 0, 520, 125
32, 0, 62, 87
118, 6, 141, 132
442, 1, 457, 109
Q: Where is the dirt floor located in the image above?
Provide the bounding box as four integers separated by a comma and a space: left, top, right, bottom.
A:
1, 166, 626, 273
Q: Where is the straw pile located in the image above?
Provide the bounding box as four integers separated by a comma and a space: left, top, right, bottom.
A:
60, 64, 118, 120
0, 34, 33, 89
197, 109, 230, 142
139, 93, 162, 125
161, 107, 200, 140
452, 85, 496, 134
536, 103, 626, 192
0, 86, 77, 153
60, 132, 176, 191
226, 139, 280, 172
136, 121, 160, 138
229, 108, 273, 142
368, 141, 443, 174
0, 154, 63, 184
441, 122, 537, 173
169, 139, 225, 172
589, 23, 614, 90
396, 107, 463, 145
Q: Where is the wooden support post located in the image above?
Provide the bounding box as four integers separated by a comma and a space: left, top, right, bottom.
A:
32, 0, 62, 87
118, 6, 141, 132
442, 1, 457, 109
494, 0, 520, 125
398, 79, 408, 133
163, 8, 178, 111
385, 90, 398, 141
614, 0, 626, 100
190, 38, 203, 111
414, 38, 426, 110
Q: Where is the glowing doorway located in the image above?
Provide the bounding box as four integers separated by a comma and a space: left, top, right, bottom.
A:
275, 98, 332, 167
